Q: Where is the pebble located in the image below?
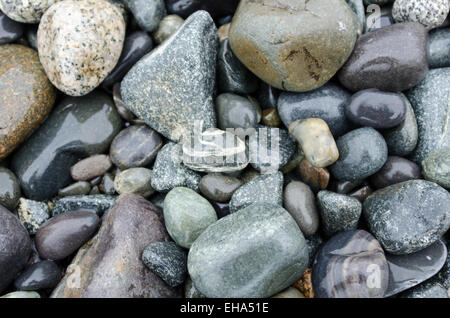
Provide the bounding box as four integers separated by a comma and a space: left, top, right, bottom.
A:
0, 11, 23, 44
332, 179, 364, 195
370, 156, 422, 189
278, 82, 351, 137
289, 119, 339, 168
382, 94, 419, 156
349, 184, 373, 202
407, 68, 450, 163
261, 109, 281, 127
51, 194, 180, 297
0, 0, 58, 23
229, 0, 359, 92
58, 181, 91, 197
0, 44, 56, 159
11, 91, 122, 201
347, 0, 365, 33
210, 201, 230, 219
142, 242, 187, 287
312, 230, 389, 298
14, 260, 62, 291
338, 22, 428, 92
112, 83, 141, 123
217, 22, 229, 43
166, 0, 239, 19
346, 89, 407, 129
121, 11, 218, 142
363, 180, 450, 255
25, 25, 37, 49
52, 195, 117, 217
122, 0, 166, 32
422, 148, 450, 188
392, 0, 449, 30
0, 167, 21, 210
257, 83, 279, 110
1, 291, 40, 298
199, 173, 242, 203
99, 173, 116, 195
330, 127, 388, 181
17, 198, 50, 235
36, 210, 100, 260
153, 14, 184, 44
217, 39, 258, 94
297, 158, 330, 193
188, 203, 309, 298
283, 181, 319, 237
0, 205, 31, 293
317, 191, 362, 237
229, 172, 283, 214
37, 0, 126, 96
215, 93, 260, 129
70, 155, 112, 182
428, 28, 450, 68
163, 187, 217, 249
114, 168, 155, 198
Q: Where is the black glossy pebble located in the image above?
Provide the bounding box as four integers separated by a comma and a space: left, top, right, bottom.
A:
369, 156, 422, 189
14, 260, 62, 291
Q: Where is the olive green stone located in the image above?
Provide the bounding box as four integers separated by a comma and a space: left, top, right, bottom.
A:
0, 167, 21, 210
58, 181, 91, 197
422, 148, 450, 189
262, 108, 281, 127
114, 168, 155, 198
153, 14, 184, 45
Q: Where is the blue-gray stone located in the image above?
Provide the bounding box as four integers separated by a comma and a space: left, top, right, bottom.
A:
122, 0, 166, 32
401, 280, 449, 298
52, 195, 117, 217
347, 0, 366, 33
428, 28, 450, 69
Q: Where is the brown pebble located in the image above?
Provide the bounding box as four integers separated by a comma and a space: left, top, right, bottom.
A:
297, 158, 330, 192
349, 185, 373, 202
70, 155, 112, 181
218, 23, 230, 43
261, 108, 281, 127
293, 268, 314, 298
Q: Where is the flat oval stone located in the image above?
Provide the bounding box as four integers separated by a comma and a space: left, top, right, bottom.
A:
52, 194, 116, 217
216, 93, 260, 129
114, 167, 155, 198
11, 91, 122, 201
312, 230, 389, 298
70, 155, 112, 182
163, 187, 217, 249
0, 11, 23, 44
0, 0, 58, 23
229, 0, 359, 92
283, 181, 319, 237
392, 0, 449, 30
36, 210, 100, 260
297, 158, 330, 192
0, 44, 56, 159
17, 198, 50, 235
278, 82, 351, 137
428, 28, 450, 68
166, 0, 239, 19
346, 89, 407, 129
0, 205, 31, 293
58, 181, 91, 197
153, 14, 184, 44
363, 180, 450, 255
0, 167, 21, 211
188, 203, 309, 298
199, 173, 242, 203
330, 127, 388, 181
14, 260, 62, 291
37, 0, 126, 96
422, 148, 450, 188
122, 0, 165, 32
369, 156, 422, 189
338, 22, 428, 92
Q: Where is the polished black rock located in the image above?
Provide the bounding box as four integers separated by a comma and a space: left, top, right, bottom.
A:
14, 260, 62, 291
166, 0, 240, 19
0, 11, 24, 44
369, 156, 421, 189
256, 82, 279, 109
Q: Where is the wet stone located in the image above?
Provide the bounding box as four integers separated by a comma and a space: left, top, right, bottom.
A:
14, 260, 62, 291
370, 156, 422, 189
216, 93, 260, 130
114, 168, 155, 198
17, 198, 50, 235
153, 14, 184, 44
58, 181, 91, 197
70, 155, 112, 182
349, 184, 373, 203
99, 173, 116, 195
52, 195, 117, 217
422, 148, 450, 189
257, 83, 279, 110
297, 158, 330, 193
199, 173, 242, 203
0, 167, 21, 211
0, 11, 24, 44
428, 28, 450, 68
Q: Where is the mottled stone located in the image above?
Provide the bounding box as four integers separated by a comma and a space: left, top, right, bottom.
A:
330, 127, 388, 181
99, 173, 116, 195
312, 230, 389, 298
188, 203, 309, 298
297, 158, 330, 192
0, 44, 56, 159
14, 260, 61, 291
142, 242, 187, 287
369, 156, 421, 189
392, 0, 449, 30
199, 173, 242, 203
261, 108, 281, 127
317, 191, 362, 237
283, 181, 319, 237
58, 181, 91, 197
428, 28, 450, 68
0, 11, 23, 44
52, 195, 117, 216
163, 187, 217, 249
17, 198, 50, 235
166, 0, 239, 19
401, 280, 449, 298
422, 148, 450, 188
363, 180, 450, 255
51, 194, 181, 298
278, 82, 351, 137
229, 171, 283, 213
338, 22, 428, 92
11, 91, 122, 201
114, 168, 155, 198
153, 14, 184, 44
229, 0, 359, 92
121, 11, 218, 142
407, 68, 450, 163
0, 167, 21, 211
122, 0, 165, 32
0, 0, 58, 23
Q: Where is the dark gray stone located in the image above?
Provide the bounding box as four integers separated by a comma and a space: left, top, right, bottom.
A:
122, 0, 166, 32
99, 173, 116, 195
14, 260, 62, 291
369, 156, 422, 189
58, 181, 91, 197
0, 167, 21, 211
0, 11, 23, 44
216, 93, 260, 130
428, 28, 450, 68
199, 173, 242, 203
114, 168, 155, 198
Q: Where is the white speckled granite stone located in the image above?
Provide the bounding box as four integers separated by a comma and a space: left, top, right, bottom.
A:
37, 0, 125, 96
0, 0, 59, 23
392, 0, 450, 30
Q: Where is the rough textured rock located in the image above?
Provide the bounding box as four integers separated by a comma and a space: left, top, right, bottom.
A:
52, 195, 117, 216
392, 0, 449, 30
17, 198, 50, 235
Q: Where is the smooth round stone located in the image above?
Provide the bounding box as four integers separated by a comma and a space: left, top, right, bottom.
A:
273, 287, 305, 298
216, 93, 260, 130
289, 119, 339, 168
0, 44, 56, 160
153, 14, 184, 44
257, 83, 279, 109
330, 127, 388, 181
0, 167, 21, 211
102, 31, 153, 87
122, 0, 165, 32
338, 22, 428, 92
428, 28, 450, 68
369, 156, 421, 189
0, 0, 58, 23
346, 89, 407, 129
392, 0, 449, 30
14, 260, 62, 291
188, 203, 309, 298
0, 205, 31, 293
278, 82, 351, 137
312, 230, 389, 298
199, 174, 242, 203
229, 0, 358, 92
0, 11, 23, 44
37, 0, 125, 96
332, 179, 364, 195
229, 172, 283, 214
217, 39, 258, 94
382, 94, 418, 156
407, 68, 450, 163
17, 198, 50, 235
110, 125, 163, 169
163, 187, 217, 249
261, 108, 281, 127
349, 184, 373, 202
58, 181, 91, 197
166, 0, 239, 19
1, 291, 40, 298
283, 181, 319, 237
70, 155, 112, 182
422, 148, 450, 188
142, 242, 187, 287
114, 168, 155, 198
99, 173, 116, 195
36, 210, 100, 260
297, 158, 330, 193
317, 191, 362, 237
363, 180, 450, 255
52, 195, 116, 217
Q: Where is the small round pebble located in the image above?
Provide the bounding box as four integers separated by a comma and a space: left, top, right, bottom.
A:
114, 168, 155, 198
70, 155, 112, 182
370, 156, 422, 189
199, 173, 242, 203
14, 260, 62, 291
153, 14, 184, 44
